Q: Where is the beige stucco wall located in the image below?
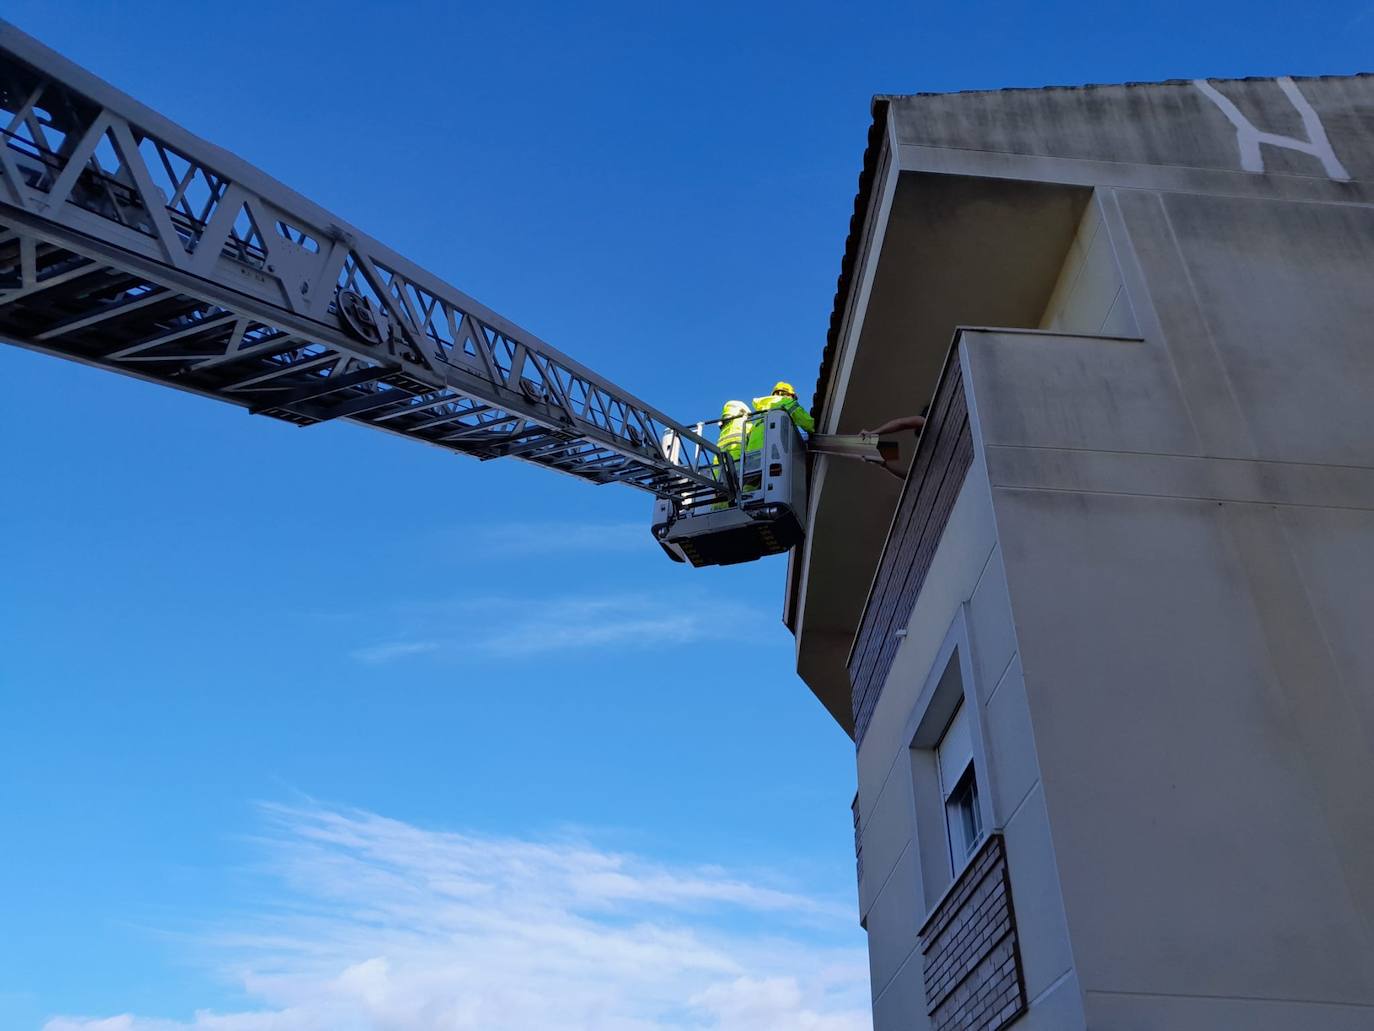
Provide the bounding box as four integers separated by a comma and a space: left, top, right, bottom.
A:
965, 178, 1374, 1027
808, 75, 1374, 1031
1039, 197, 1137, 338
854, 456, 1082, 1031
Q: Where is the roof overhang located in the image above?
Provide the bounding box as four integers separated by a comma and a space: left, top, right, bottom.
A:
791, 74, 1374, 733
789, 105, 1088, 734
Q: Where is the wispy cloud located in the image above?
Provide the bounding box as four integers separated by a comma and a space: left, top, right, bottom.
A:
476, 595, 737, 656
348, 641, 441, 665
345, 591, 764, 664
46, 803, 870, 1031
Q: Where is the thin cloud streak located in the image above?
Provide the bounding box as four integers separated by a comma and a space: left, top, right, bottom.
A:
348, 641, 441, 665
477, 596, 739, 657
47, 803, 871, 1031
346, 592, 765, 663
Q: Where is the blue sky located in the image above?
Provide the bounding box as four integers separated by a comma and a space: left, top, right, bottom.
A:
2, 2, 1370, 1028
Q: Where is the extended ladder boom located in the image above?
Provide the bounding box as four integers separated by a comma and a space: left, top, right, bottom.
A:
0, 22, 728, 504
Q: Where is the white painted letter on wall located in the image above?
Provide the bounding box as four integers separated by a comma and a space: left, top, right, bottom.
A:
1194, 77, 1350, 180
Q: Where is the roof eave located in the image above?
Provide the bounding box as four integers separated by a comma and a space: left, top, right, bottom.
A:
809, 95, 891, 430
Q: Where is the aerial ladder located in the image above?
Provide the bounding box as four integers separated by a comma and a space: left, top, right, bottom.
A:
0, 23, 899, 567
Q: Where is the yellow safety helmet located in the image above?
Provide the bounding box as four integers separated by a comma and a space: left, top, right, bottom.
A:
722, 399, 750, 418
772, 381, 797, 398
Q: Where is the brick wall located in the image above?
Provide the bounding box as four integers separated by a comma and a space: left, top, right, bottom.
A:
918, 834, 1027, 1031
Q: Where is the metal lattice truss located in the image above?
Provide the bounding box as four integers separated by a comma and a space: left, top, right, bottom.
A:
0, 22, 727, 502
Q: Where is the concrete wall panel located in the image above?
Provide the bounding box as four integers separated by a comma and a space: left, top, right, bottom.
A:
1063, 219, 1122, 332
1016, 972, 1086, 1031
963, 332, 1198, 457
1160, 192, 1374, 468
872, 951, 933, 1031
988, 486, 1374, 1006
1041, 198, 1126, 335
1000, 782, 1074, 1003
967, 545, 1018, 703
982, 445, 1374, 512
1099, 285, 1138, 338
1278, 505, 1374, 720
1039, 200, 1096, 330
982, 656, 1039, 823
1084, 991, 1374, 1031
857, 763, 915, 918
887, 76, 1374, 185
863, 840, 924, 1002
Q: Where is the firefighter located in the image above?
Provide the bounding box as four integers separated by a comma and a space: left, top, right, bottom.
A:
710, 400, 751, 509
751, 381, 815, 439
716, 399, 750, 461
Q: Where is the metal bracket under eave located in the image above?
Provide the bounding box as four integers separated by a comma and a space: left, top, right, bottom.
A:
807, 432, 899, 465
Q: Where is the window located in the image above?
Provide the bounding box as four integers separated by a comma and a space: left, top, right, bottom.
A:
945, 766, 983, 864
936, 701, 984, 870
908, 615, 991, 907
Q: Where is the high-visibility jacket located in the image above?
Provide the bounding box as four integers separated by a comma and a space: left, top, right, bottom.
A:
717, 403, 749, 460
752, 393, 815, 434
745, 419, 764, 453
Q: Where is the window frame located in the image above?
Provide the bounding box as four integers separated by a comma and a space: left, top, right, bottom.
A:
942, 754, 984, 867
906, 606, 996, 907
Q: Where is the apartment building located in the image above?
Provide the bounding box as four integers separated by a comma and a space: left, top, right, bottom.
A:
787, 75, 1374, 1030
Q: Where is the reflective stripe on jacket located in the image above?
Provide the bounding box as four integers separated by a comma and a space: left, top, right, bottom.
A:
717, 415, 746, 459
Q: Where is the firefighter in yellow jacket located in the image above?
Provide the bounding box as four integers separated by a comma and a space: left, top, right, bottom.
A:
716, 399, 750, 461
749, 381, 814, 450
711, 400, 751, 508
